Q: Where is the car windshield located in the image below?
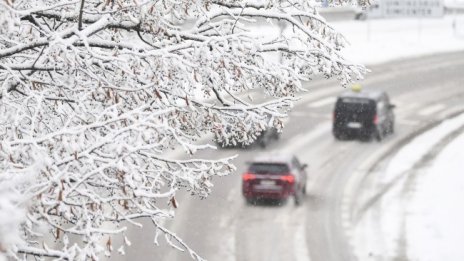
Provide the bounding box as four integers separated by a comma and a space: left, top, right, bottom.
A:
248, 163, 289, 174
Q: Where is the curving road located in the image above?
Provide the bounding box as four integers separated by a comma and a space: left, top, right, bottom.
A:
113, 51, 464, 261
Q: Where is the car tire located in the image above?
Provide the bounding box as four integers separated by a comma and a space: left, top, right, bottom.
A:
294, 188, 303, 206
333, 132, 343, 140
245, 198, 254, 205
375, 128, 383, 142
389, 121, 395, 134
355, 12, 366, 20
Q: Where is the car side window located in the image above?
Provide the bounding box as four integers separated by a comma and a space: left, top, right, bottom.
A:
384, 95, 394, 111
377, 99, 385, 115
292, 157, 301, 169
384, 95, 390, 105
377, 101, 384, 110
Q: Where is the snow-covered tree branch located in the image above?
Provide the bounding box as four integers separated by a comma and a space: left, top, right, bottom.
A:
0, 0, 366, 260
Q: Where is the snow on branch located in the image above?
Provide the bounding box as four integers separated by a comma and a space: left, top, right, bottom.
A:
0, 0, 366, 260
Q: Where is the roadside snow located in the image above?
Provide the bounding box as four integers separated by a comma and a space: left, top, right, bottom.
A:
353, 113, 464, 260
382, 113, 464, 185
407, 131, 464, 261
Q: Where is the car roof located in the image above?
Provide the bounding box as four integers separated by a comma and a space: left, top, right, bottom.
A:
250, 153, 294, 165
338, 90, 385, 101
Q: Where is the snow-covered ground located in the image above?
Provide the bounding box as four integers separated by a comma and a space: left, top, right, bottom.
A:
327, 14, 464, 261
352, 113, 464, 261
333, 15, 464, 65
407, 128, 464, 261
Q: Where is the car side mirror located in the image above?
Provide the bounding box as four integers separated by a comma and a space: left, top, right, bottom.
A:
389, 104, 396, 109
301, 164, 308, 170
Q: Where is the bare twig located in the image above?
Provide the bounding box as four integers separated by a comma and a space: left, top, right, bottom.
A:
78, 0, 86, 30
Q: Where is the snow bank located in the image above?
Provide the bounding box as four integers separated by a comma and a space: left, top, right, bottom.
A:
354, 113, 464, 261
383, 113, 464, 185
406, 131, 464, 261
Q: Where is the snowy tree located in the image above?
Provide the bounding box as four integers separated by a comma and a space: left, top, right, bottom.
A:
0, 0, 366, 260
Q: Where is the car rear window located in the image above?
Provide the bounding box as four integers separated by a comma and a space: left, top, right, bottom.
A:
248, 163, 289, 174
336, 98, 375, 114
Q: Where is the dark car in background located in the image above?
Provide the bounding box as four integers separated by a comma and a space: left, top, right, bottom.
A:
216, 127, 280, 148
333, 89, 395, 141
242, 153, 308, 205
255, 127, 280, 148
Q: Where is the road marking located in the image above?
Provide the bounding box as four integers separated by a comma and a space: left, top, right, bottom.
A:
294, 222, 312, 261
290, 111, 331, 120
396, 118, 420, 126
226, 189, 236, 202
283, 122, 332, 153
296, 86, 342, 105
220, 189, 239, 228
219, 214, 229, 228
217, 218, 237, 261
290, 111, 310, 117
418, 103, 446, 116
394, 101, 417, 113
307, 97, 336, 108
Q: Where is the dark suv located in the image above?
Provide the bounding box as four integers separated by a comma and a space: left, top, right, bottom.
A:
333, 90, 395, 141
242, 154, 307, 205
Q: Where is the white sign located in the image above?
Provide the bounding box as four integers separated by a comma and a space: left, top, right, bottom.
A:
368, 0, 444, 18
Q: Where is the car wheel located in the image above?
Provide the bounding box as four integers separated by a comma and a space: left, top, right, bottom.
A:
334, 132, 343, 140
294, 187, 303, 206
245, 198, 254, 205
355, 12, 366, 20
389, 121, 395, 134
374, 128, 383, 142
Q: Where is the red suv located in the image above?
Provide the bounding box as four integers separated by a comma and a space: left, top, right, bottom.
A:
242, 154, 308, 205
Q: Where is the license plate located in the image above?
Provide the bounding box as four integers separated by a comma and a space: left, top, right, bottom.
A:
260, 180, 276, 186
347, 122, 362, 128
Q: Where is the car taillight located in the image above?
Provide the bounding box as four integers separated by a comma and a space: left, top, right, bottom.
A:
280, 174, 295, 183
242, 173, 256, 181
373, 114, 378, 125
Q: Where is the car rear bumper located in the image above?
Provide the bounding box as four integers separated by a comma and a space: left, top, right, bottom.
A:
243, 190, 292, 200
333, 125, 375, 137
